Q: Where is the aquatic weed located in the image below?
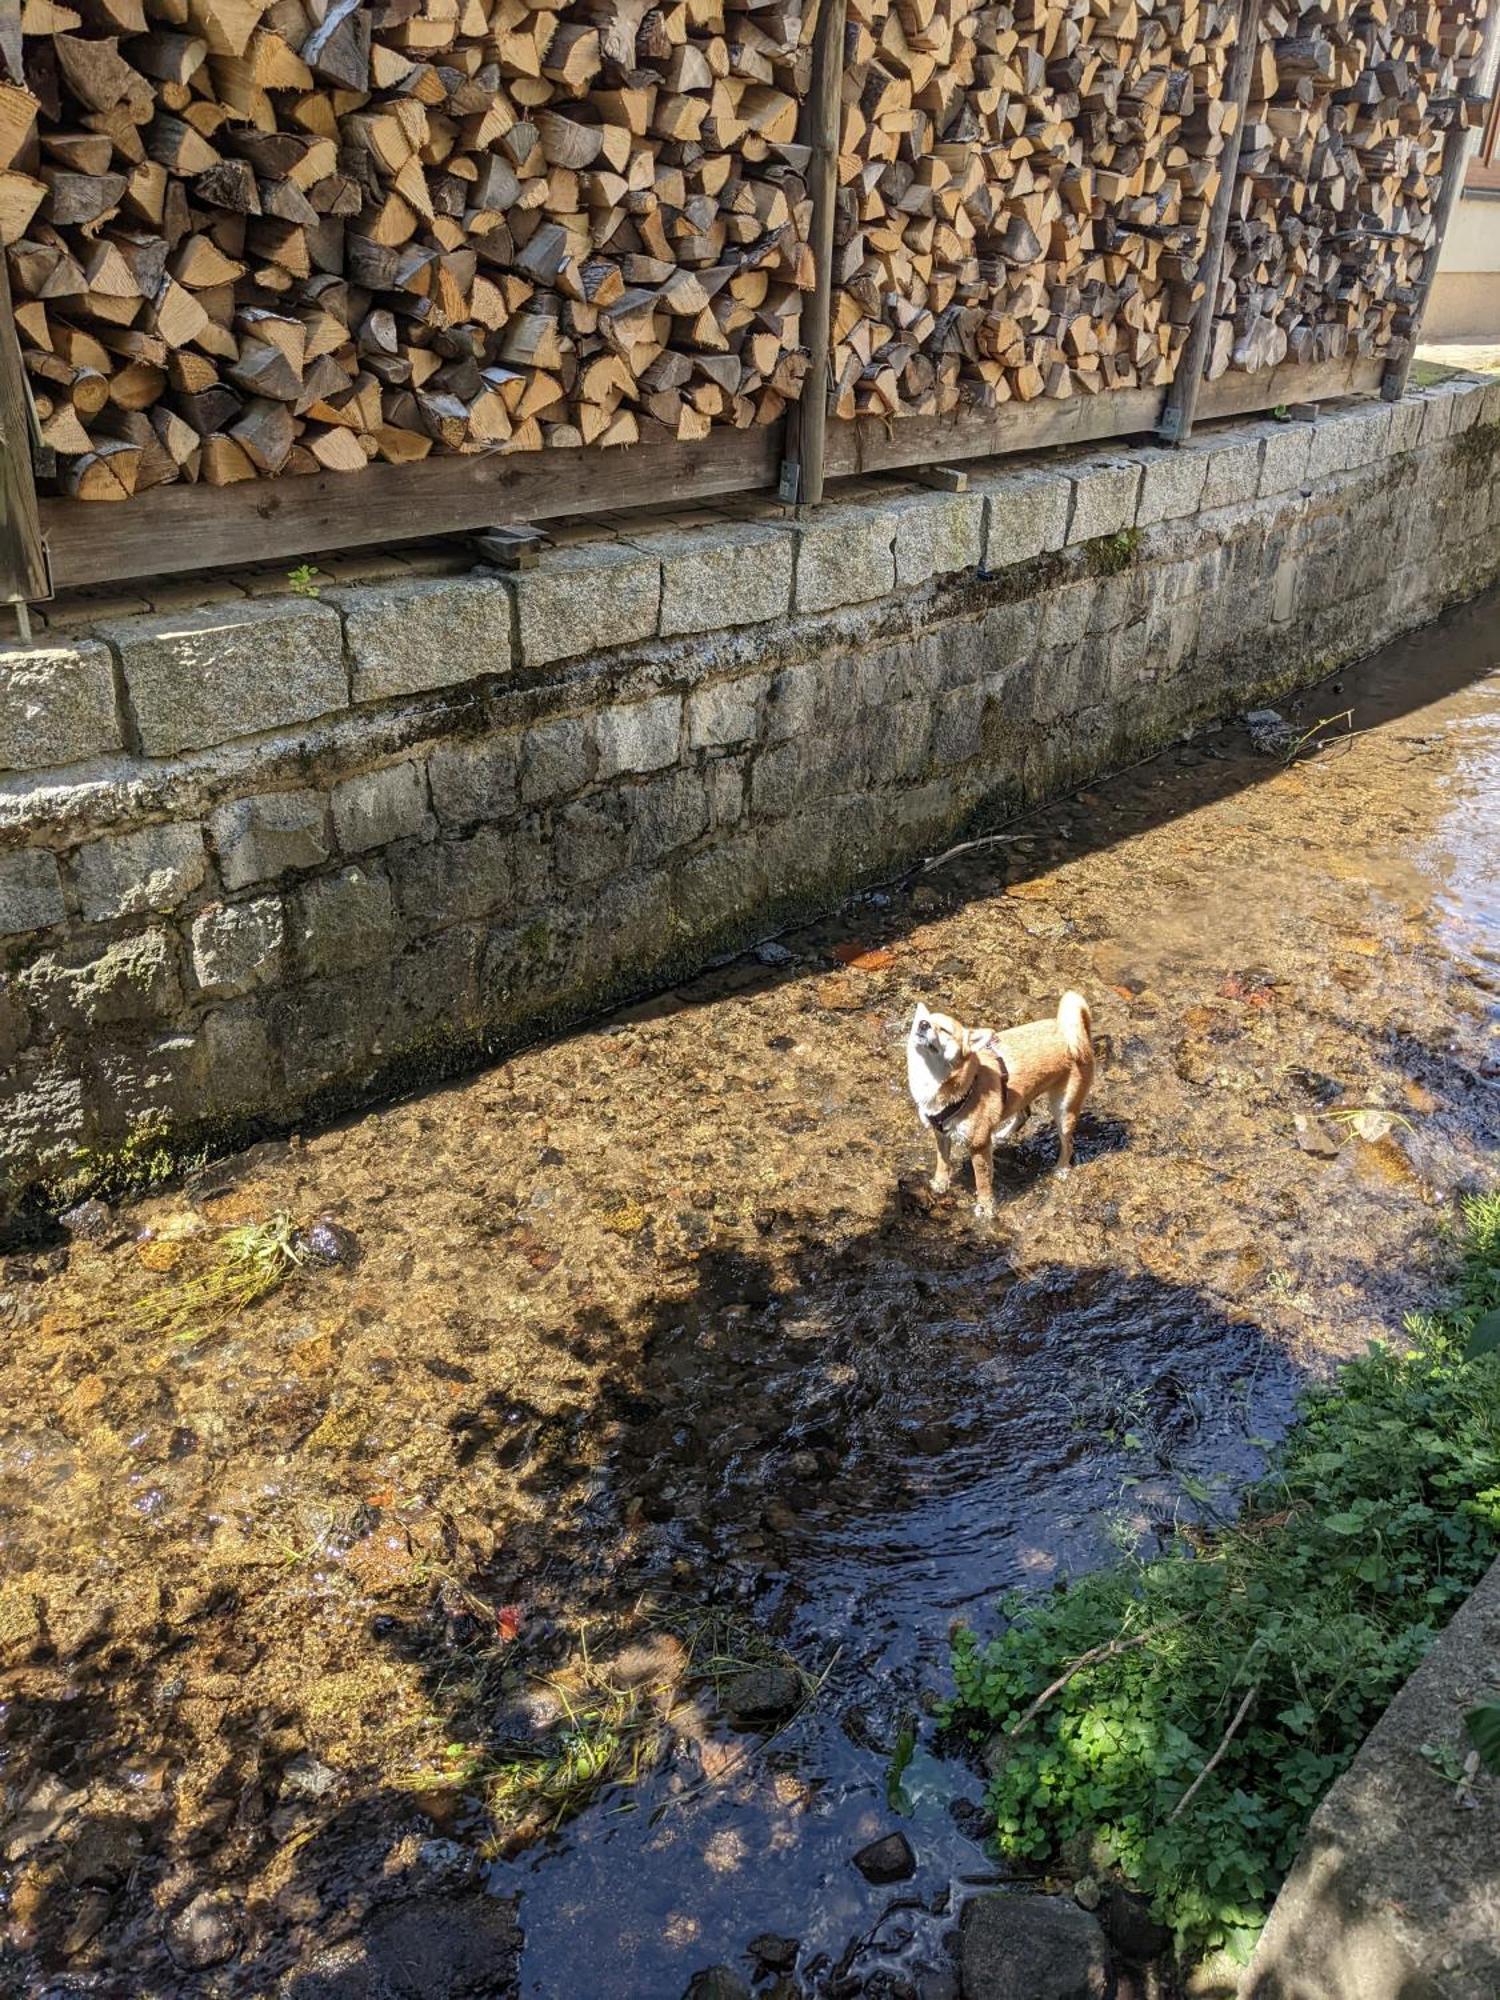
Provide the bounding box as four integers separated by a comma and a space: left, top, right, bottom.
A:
945, 1192, 1500, 1963
130, 1213, 308, 1344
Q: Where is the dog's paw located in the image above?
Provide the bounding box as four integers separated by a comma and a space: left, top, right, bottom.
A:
929, 1174, 951, 1196
973, 1199, 996, 1222
1054, 1165, 1072, 1182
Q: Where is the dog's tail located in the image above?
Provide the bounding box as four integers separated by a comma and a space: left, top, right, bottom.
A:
1057, 990, 1092, 1064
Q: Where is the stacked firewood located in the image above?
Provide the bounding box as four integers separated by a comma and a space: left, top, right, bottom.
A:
825, 0, 1242, 417
0, 0, 819, 496
1213, 0, 1493, 373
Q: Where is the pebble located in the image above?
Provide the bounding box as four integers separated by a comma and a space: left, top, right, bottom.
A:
167, 1890, 242, 1971
853, 1831, 917, 1884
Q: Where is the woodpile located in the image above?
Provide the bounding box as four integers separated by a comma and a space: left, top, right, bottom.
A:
825, 0, 1243, 418
1214, 0, 1493, 373
3, 0, 820, 495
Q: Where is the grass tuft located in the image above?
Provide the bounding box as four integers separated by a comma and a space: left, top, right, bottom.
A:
131, 1213, 307, 1344
945, 1191, 1500, 1963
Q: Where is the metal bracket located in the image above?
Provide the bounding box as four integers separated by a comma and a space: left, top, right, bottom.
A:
777, 458, 802, 506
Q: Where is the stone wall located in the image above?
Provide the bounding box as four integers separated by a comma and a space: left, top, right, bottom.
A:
3, 377, 1499, 1222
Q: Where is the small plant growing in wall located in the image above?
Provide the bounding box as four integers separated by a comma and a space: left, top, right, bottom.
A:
288, 563, 323, 598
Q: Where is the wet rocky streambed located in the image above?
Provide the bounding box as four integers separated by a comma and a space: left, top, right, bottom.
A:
2, 589, 1499, 1999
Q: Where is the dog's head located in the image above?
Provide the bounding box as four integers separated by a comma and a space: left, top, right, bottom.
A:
909, 1003, 999, 1070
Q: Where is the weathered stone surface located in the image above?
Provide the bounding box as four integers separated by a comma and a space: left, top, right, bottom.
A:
1134, 445, 1208, 525
331, 761, 429, 854
1243, 1556, 1500, 2000
687, 676, 765, 750
683, 1969, 752, 2000
294, 866, 397, 979
1196, 430, 1266, 510
1258, 423, 1312, 496
979, 466, 1073, 567
892, 491, 985, 586
100, 599, 345, 755
0, 642, 121, 773
211, 789, 330, 889
168, 1890, 242, 1971
631, 769, 710, 864
392, 822, 546, 928
553, 791, 632, 887
0, 848, 65, 936
520, 713, 591, 804
959, 1893, 1113, 2000
596, 694, 682, 778
70, 822, 206, 922
634, 522, 794, 635
21, 930, 181, 1034
795, 505, 897, 611
427, 734, 521, 828
1067, 458, 1142, 543
1387, 396, 1426, 455
336, 576, 512, 703
510, 544, 660, 667
189, 898, 285, 997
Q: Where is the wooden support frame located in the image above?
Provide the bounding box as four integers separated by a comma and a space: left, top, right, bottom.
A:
780, 0, 848, 509
40, 359, 1384, 594
0, 255, 50, 616
1382, 0, 1500, 403
1157, 0, 1266, 444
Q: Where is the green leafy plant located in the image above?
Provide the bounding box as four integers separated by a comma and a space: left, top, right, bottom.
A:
131, 1213, 308, 1343
287, 562, 323, 598
945, 1192, 1500, 1962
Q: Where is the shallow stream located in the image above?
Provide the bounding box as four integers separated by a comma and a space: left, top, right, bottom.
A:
2, 589, 1498, 1998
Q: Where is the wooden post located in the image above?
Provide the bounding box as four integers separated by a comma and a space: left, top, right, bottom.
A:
1157, 0, 1265, 444
0, 255, 48, 616
781, 0, 847, 508
1381, 7, 1500, 404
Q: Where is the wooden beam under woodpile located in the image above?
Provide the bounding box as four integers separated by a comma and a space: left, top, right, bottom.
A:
1211, 0, 1494, 374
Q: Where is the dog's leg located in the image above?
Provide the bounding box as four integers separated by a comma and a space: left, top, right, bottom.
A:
1052, 1070, 1089, 1176
929, 1128, 953, 1195
971, 1143, 996, 1220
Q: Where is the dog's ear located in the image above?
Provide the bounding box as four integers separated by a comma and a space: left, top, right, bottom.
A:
968, 1027, 999, 1053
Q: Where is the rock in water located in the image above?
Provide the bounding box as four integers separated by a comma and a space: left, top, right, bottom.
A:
958, 1893, 1113, 1999
749, 1933, 799, 1971
684, 1970, 752, 2000
723, 1665, 801, 1726
1244, 708, 1297, 756
167, 1890, 242, 1970
853, 1831, 917, 1883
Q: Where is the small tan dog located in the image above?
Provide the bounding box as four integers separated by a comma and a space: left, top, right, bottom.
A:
906, 992, 1094, 1218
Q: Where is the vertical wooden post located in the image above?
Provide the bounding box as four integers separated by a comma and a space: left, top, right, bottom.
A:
1156, 0, 1264, 444
1381, 4, 1500, 403
782, 0, 847, 508
0, 254, 48, 616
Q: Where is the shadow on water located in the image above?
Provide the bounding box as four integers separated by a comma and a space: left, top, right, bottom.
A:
3, 1179, 1308, 1999
2, 586, 1498, 1997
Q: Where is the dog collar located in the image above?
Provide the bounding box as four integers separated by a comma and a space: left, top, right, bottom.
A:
926, 1072, 982, 1133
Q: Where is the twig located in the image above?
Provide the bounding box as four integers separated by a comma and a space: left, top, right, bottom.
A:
1169, 1684, 1259, 1821
920, 829, 1030, 873
1007, 1619, 1185, 1738
1281, 708, 1354, 765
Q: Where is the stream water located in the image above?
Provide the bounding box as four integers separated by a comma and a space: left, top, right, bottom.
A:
2, 589, 1498, 1999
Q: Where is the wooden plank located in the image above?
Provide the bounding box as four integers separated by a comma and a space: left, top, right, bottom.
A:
42, 425, 785, 590
0, 253, 49, 606
1156, 0, 1265, 444
40, 357, 1389, 595
825, 387, 1167, 478
1381, 6, 1500, 403
781, 0, 847, 508
1199, 356, 1383, 420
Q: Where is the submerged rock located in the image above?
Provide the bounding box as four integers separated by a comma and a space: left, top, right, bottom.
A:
1244, 709, 1297, 757
854, 1830, 917, 1884
748, 1932, 799, 1971
167, 1889, 243, 1971
958, 1892, 1112, 1999
723, 1665, 801, 1726
684, 1968, 752, 2000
